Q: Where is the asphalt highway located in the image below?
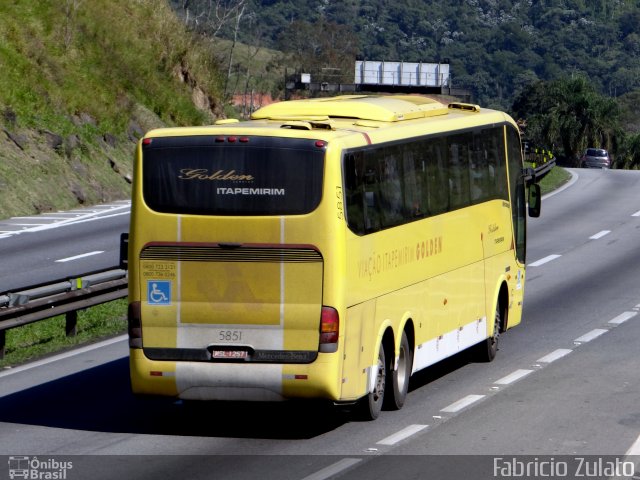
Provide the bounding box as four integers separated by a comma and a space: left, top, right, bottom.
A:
0, 201, 130, 292
1, 169, 639, 480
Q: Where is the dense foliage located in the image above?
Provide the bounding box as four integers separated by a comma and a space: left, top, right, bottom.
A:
177, 0, 640, 109
172, 0, 640, 166
513, 76, 623, 165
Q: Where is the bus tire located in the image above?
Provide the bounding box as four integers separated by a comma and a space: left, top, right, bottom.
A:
356, 342, 386, 420
384, 330, 412, 410
473, 304, 501, 362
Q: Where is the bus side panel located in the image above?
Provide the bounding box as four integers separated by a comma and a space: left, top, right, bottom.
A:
506, 266, 524, 328
480, 199, 521, 332
130, 349, 178, 396
281, 353, 342, 400
341, 300, 376, 401
343, 204, 490, 376
342, 259, 488, 386
484, 253, 523, 332
410, 262, 487, 373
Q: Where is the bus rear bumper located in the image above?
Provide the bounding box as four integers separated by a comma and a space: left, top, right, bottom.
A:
129, 349, 341, 402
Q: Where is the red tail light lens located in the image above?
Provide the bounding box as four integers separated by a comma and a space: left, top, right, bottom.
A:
319, 306, 339, 353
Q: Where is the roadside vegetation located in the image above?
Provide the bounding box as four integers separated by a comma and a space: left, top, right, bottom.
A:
529, 162, 572, 197
0, 300, 127, 369
513, 76, 640, 168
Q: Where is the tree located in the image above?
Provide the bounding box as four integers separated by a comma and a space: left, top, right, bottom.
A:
512, 76, 622, 166
174, 0, 247, 38
223, 3, 246, 98
618, 133, 640, 169
276, 19, 360, 84
167, 0, 640, 122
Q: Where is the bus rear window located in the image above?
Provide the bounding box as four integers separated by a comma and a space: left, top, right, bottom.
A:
142, 136, 324, 215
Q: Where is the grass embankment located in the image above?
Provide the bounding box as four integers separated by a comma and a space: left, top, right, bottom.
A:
0, 299, 127, 369
0, 0, 224, 218
0, 300, 127, 369
530, 163, 572, 195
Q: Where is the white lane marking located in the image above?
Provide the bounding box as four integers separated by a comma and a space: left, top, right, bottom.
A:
626, 433, 640, 455
28, 209, 129, 232
574, 328, 608, 343
537, 349, 573, 363
0, 203, 130, 239
632, 210, 640, 217
441, 394, 485, 413
495, 369, 533, 385
377, 424, 428, 446
528, 254, 561, 267
609, 311, 638, 325
589, 230, 611, 240
55, 251, 104, 263
10, 216, 73, 220
300, 458, 362, 480
0, 335, 127, 382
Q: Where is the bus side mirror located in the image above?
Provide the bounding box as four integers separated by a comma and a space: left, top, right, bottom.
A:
528, 183, 541, 218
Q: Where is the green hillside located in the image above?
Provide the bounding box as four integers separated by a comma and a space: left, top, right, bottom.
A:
206, 0, 640, 110
0, 0, 224, 218
171, 0, 640, 167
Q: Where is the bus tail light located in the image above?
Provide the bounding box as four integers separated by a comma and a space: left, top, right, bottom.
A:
319, 306, 339, 353
128, 301, 142, 349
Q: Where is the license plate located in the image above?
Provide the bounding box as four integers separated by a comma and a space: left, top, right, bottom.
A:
211, 350, 248, 359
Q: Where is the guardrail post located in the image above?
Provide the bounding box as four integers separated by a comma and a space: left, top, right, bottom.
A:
66, 311, 78, 337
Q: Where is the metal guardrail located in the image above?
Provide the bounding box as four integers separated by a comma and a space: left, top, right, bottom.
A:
532, 157, 556, 181
525, 146, 556, 183
0, 268, 128, 359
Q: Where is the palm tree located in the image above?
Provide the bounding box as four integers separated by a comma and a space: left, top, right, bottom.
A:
513, 76, 622, 166
618, 133, 640, 169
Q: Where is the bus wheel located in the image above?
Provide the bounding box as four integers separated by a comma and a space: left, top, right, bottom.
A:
384, 330, 412, 410
357, 342, 386, 420
473, 305, 501, 362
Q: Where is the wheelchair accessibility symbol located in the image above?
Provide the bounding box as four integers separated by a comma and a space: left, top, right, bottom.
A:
148, 280, 171, 305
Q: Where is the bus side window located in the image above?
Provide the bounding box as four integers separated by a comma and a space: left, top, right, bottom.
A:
402, 147, 425, 218
448, 135, 471, 209
377, 150, 403, 228
363, 156, 382, 232
493, 128, 509, 200
415, 155, 430, 218
426, 138, 449, 216
470, 132, 489, 203
483, 132, 498, 199
344, 152, 366, 234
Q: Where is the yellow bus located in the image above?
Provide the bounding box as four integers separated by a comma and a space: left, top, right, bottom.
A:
125, 95, 540, 419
